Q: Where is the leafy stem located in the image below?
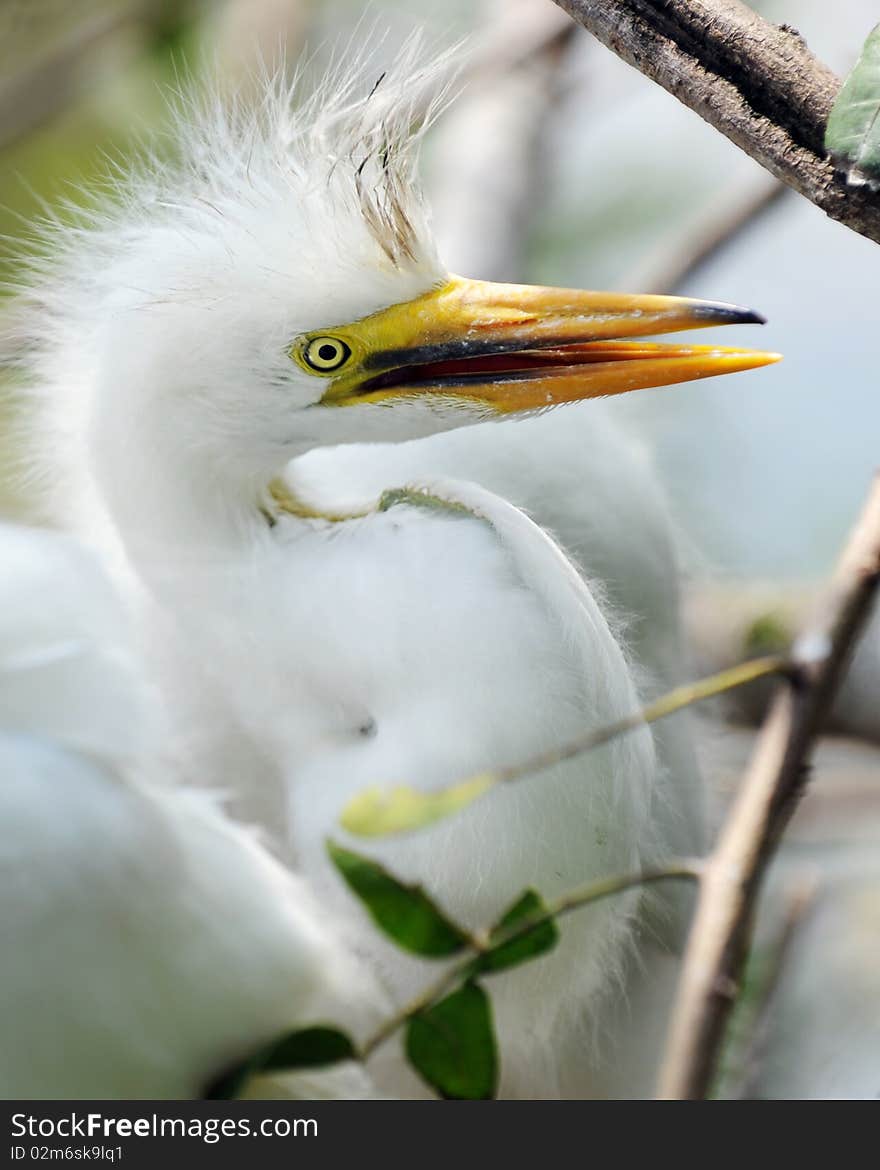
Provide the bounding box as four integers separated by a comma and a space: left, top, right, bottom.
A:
359, 859, 702, 1061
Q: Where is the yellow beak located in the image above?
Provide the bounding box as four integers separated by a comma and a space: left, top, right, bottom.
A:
308, 275, 780, 411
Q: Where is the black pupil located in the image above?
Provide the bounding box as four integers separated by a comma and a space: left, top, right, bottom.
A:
318, 343, 338, 362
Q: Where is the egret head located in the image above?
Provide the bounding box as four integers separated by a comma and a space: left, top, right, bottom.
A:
21, 38, 778, 537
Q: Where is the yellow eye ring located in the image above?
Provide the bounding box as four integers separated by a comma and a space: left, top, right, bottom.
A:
302, 336, 352, 373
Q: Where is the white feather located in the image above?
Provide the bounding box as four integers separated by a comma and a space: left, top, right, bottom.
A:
0, 523, 386, 1098
15, 43, 700, 1097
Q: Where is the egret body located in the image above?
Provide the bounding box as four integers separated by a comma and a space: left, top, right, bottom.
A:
0, 523, 383, 1098
19, 45, 778, 1096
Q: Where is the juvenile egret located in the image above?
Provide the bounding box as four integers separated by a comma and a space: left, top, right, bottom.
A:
287, 407, 705, 1094
19, 43, 778, 1097
0, 522, 384, 1099
288, 407, 704, 863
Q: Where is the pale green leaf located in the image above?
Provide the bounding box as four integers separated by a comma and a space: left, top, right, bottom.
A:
825, 23, 880, 186
340, 773, 495, 837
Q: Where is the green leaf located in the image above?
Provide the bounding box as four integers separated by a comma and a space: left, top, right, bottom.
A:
261, 1026, 357, 1071
204, 1026, 357, 1100
204, 1061, 257, 1101
825, 23, 880, 187
406, 982, 498, 1099
340, 773, 496, 837
472, 889, 559, 976
327, 841, 469, 957
743, 611, 791, 657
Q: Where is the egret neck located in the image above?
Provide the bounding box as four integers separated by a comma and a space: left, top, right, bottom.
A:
85, 274, 778, 570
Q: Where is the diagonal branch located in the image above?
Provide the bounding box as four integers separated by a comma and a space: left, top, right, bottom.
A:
0, 1, 183, 154
429, 0, 576, 281
618, 173, 786, 293
552, 0, 880, 246
658, 474, 880, 1099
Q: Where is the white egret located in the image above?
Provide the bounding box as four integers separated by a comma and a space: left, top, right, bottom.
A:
287, 407, 705, 1095
18, 42, 778, 1097
0, 522, 384, 1099
288, 406, 704, 864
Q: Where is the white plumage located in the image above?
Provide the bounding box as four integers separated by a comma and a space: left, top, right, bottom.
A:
280, 408, 700, 1096
15, 39, 775, 1097
0, 523, 384, 1098
287, 405, 705, 861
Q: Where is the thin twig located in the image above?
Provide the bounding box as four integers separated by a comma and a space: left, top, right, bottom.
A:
0, 1, 193, 154
430, 0, 577, 281
0, 5, 139, 153
342, 655, 786, 838
619, 175, 787, 294
731, 877, 818, 1099
360, 860, 702, 1061
658, 474, 880, 1099
486, 654, 786, 788
552, 0, 880, 248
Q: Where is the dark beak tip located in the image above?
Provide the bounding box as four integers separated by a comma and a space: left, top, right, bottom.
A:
737, 307, 767, 326
692, 301, 767, 327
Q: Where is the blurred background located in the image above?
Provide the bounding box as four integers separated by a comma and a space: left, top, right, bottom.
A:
1, 0, 878, 1096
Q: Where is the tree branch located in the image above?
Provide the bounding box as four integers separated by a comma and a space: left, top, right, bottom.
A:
0, 1, 196, 154
658, 474, 880, 1099
732, 877, 817, 1098
429, 0, 576, 281
619, 173, 786, 293
553, 0, 880, 246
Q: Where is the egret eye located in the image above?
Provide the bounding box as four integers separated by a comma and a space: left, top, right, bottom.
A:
302, 336, 352, 373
